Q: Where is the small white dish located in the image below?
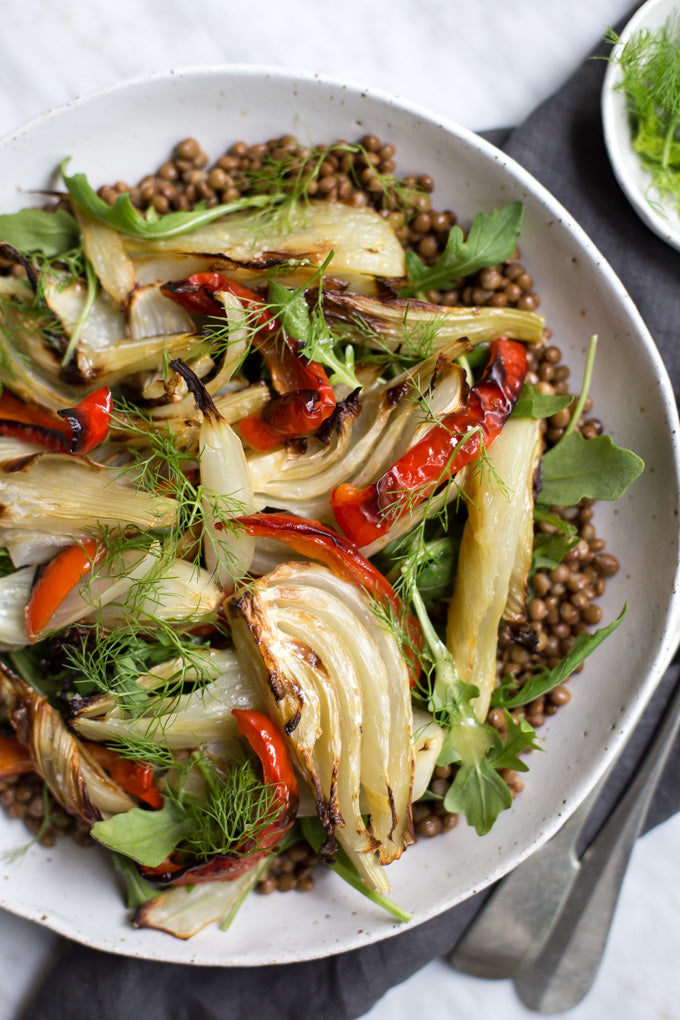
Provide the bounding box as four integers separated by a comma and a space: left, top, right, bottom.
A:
0, 66, 679, 967
602, 0, 680, 249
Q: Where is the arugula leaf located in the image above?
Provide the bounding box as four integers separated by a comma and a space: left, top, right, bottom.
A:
0, 547, 15, 579
443, 753, 513, 835
111, 851, 158, 908
491, 606, 627, 710
490, 713, 542, 772
269, 277, 362, 390
436, 693, 497, 769
531, 532, 579, 572
512, 385, 573, 420
436, 705, 540, 835
269, 280, 310, 338
0, 208, 80, 256
91, 799, 192, 867
537, 432, 644, 506
60, 160, 278, 241
400, 201, 524, 297
531, 509, 579, 572
442, 715, 541, 833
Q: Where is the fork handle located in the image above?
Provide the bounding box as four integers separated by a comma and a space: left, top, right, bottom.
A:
513, 675, 680, 1013
449, 778, 600, 978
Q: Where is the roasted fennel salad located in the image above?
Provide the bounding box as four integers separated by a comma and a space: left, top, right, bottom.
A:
0, 136, 643, 939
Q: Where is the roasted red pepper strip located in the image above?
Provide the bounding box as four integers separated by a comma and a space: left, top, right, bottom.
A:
25, 538, 103, 642
236, 412, 294, 452
162, 273, 276, 329
239, 361, 335, 451
0, 733, 35, 778
232, 708, 298, 834
331, 338, 528, 548
83, 742, 163, 810
57, 387, 113, 455
146, 849, 258, 886
136, 857, 184, 878
162, 273, 336, 449
0, 390, 58, 429
0, 386, 112, 456
232, 511, 422, 685
142, 709, 298, 887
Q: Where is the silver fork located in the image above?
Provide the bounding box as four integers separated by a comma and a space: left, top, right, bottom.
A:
449, 775, 605, 980
450, 671, 680, 1012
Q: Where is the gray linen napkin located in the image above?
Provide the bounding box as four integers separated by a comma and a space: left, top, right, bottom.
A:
20, 11, 680, 1019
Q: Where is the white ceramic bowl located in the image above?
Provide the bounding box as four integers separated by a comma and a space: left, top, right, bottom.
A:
1, 67, 679, 967
602, 0, 680, 250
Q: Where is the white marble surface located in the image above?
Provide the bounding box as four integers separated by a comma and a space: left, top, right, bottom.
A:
0, 0, 634, 136
1, 1, 678, 1018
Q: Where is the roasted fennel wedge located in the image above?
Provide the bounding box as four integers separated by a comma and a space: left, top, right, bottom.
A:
228, 561, 414, 892
445, 416, 542, 721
